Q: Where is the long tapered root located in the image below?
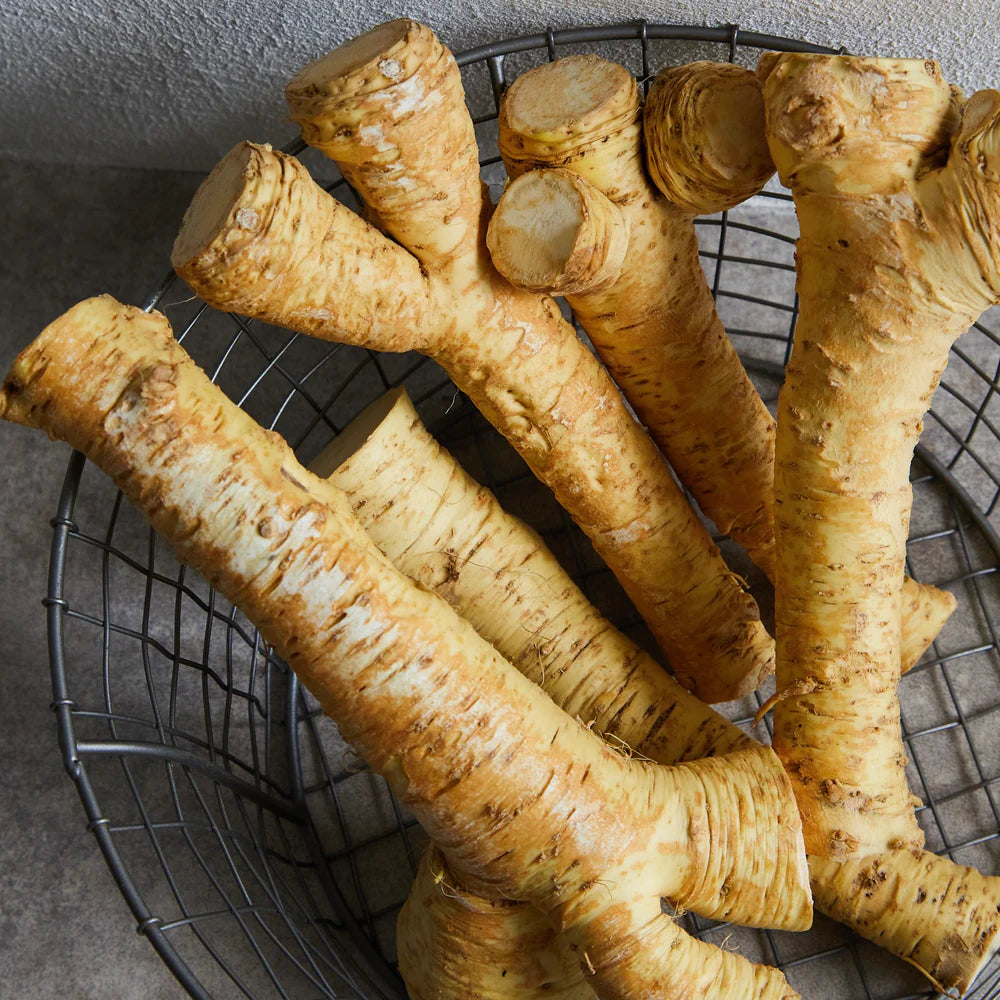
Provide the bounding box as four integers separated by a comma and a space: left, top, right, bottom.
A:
177, 43, 779, 705
762, 51, 1000, 994
578, 902, 799, 1000
313, 387, 754, 764
494, 54, 955, 676
171, 141, 432, 354
286, 18, 483, 268
401, 848, 801, 1000
319, 388, 811, 928
317, 389, 810, 998
497, 54, 781, 590
2, 296, 807, 1000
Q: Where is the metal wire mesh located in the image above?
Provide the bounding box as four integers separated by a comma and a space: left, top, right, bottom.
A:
45, 20, 1000, 1000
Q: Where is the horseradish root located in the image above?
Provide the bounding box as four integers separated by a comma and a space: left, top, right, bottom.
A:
173, 21, 776, 705
762, 52, 1000, 994
316, 389, 806, 998
2, 297, 808, 1000
285, 18, 482, 271
497, 55, 779, 581
397, 846, 591, 1000
311, 387, 755, 766
645, 58, 955, 671
491, 55, 954, 674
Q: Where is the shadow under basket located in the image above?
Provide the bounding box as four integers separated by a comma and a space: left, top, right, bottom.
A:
44, 21, 1000, 1000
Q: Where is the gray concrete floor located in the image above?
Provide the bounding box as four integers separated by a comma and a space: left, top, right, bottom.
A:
0, 158, 202, 997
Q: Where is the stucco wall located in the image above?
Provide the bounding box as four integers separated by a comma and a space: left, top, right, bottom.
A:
4, 0, 998, 172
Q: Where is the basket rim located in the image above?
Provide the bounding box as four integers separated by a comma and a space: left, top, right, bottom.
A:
452, 19, 842, 67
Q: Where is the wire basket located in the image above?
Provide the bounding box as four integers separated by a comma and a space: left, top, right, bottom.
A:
44, 20, 1000, 1000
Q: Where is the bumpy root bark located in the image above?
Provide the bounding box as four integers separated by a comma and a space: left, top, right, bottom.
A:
492, 53, 955, 678
312, 387, 754, 765
811, 851, 1000, 995
901, 578, 957, 674
315, 387, 808, 998
173, 22, 778, 705
498, 55, 780, 584
1, 296, 808, 1000
398, 845, 593, 999
762, 51, 1000, 994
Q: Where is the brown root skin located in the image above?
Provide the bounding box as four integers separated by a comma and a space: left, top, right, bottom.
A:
401, 848, 799, 1000
573, 900, 799, 1000
286, 19, 483, 270
398, 847, 592, 1000
171, 142, 433, 355
494, 54, 954, 677
175, 38, 779, 706
2, 297, 807, 1000
811, 851, 1000, 997
761, 51, 1000, 992
758, 52, 963, 197
764, 52, 1000, 858
401, 751, 810, 1000
315, 387, 754, 766
644, 61, 775, 214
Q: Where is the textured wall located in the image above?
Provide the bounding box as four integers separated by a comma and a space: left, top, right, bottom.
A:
4, 0, 999, 172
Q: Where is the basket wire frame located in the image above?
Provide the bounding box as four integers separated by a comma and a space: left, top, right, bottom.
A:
44, 20, 1000, 1000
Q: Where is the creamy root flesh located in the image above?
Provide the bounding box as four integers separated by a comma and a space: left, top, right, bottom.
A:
488, 171, 583, 286
502, 57, 626, 134
487, 169, 629, 295
171, 142, 256, 269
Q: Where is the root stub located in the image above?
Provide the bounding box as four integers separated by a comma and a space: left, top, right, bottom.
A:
487, 169, 628, 295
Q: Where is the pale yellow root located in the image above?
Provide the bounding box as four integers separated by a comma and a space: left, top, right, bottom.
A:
1, 296, 807, 1000
643, 60, 775, 214
318, 389, 794, 999
398, 846, 592, 999
812, 851, 1000, 995
572, 898, 798, 1000
312, 387, 753, 766
285, 18, 483, 270
498, 55, 779, 579
401, 866, 798, 1000
171, 142, 431, 355
173, 23, 777, 705
401, 758, 807, 1000
492, 54, 955, 675
762, 52, 1000, 995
